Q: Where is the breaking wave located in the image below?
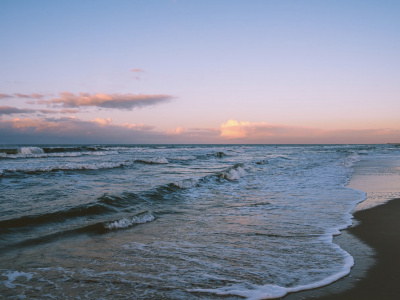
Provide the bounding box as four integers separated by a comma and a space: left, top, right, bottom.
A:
1, 161, 134, 175
218, 164, 248, 180
105, 211, 155, 230
0, 147, 118, 159
172, 178, 199, 189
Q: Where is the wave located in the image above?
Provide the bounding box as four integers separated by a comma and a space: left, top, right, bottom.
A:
2, 162, 249, 229
190, 245, 354, 299
104, 211, 155, 230
0, 146, 118, 159
42, 146, 107, 153
0, 192, 151, 234
0, 161, 251, 252
169, 156, 196, 161
20, 146, 44, 155
171, 178, 199, 189
218, 164, 248, 180
0, 203, 115, 232
135, 157, 169, 164
1, 161, 134, 175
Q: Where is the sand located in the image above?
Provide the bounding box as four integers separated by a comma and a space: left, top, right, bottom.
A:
284, 198, 400, 299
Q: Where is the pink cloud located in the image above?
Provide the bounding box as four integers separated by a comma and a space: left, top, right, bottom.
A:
14, 93, 45, 99
0, 94, 13, 99
41, 92, 173, 110
130, 68, 145, 80
1, 116, 399, 144
219, 119, 400, 144
122, 122, 155, 131
130, 68, 145, 73
92, 118, 112, 126
166, 126, 185, 135
0, 93, 47, 100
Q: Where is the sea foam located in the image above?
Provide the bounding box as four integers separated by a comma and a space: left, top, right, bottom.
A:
219, 164, 247, 180
172, 178, 199, 189
1, 270, 34, 288
105, 212, 155, 230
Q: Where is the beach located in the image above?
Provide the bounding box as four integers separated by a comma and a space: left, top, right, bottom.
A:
285, 155, 400, 300
321, 198, 400, 299
284, 198, 400, 299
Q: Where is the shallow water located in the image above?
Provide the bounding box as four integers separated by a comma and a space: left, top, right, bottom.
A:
1, 144, 399, 299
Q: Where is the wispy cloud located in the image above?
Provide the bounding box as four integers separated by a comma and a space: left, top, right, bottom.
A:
122, 122, 155, 131
130, 68, 145, 73
0, 106, 79, 116
0, 106, 35, 115
14, 93, 45, 99
0, 93, 46, 100
130, 68, 145, 80
40, 92, 173, 109
0, 94, 13, 99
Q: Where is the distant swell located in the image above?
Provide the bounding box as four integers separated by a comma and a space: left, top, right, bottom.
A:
135, 157, 169, 164
191, 151, 228, 161
0, 146, 118, 159
1, 161, 134, 175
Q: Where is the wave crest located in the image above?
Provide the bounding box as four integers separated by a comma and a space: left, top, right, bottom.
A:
135, 157, 169, 164
219, 164, 247, 180
172, 178, 199, 189
20, 147, 45, 155
105, 212, 155, 230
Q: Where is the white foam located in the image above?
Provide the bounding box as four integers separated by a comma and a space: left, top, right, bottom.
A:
105, 212, 155, 230
1, 150, 118, 159
191, 245, 354, 299
3, 161, 134, 173
341, 152, 360, 168
1, 270, 34, 288
220, 165, 247, 180
19, 147, 44, 155
170, 156, 196, 161
172, 178, 199, 189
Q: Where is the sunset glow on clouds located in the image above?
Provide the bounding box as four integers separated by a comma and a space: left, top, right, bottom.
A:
1, 1, 400, 144
40, 92, 173, 110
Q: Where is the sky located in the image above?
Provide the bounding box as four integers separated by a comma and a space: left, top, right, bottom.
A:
1, 0, 399, 144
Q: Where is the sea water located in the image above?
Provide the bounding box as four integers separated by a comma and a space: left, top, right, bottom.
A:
0, 144, 399, 299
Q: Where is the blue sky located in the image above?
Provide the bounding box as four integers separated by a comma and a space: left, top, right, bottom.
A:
1, 0, 400, 143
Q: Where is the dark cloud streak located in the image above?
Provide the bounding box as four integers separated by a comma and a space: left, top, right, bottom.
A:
0, 106, 35, 115
0, 106, 78, 115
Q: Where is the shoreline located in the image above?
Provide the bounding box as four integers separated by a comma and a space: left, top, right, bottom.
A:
284, 198, 400, 299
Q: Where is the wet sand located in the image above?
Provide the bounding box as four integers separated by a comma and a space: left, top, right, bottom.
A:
284, 198, 400, 299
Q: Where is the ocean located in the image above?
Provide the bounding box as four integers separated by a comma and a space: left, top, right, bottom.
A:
1, 144, 399, 299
